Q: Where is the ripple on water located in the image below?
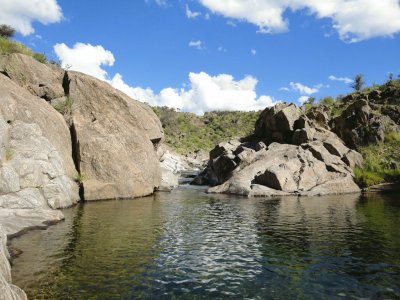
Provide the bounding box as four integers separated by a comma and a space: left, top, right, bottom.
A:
10, 187, 400, 299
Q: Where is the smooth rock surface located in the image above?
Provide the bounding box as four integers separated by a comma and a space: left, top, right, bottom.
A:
0, 54, 64, 102
0, 73, 77, 179
66, 71, 164, 200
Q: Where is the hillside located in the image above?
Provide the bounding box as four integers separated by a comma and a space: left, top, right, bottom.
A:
155, 79, 400, 188
152, 107, 260, 154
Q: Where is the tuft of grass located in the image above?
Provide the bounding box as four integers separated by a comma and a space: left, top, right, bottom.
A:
5, 147, 14, 161
385, 131, 400, 144
52, 96, 74, 114
74, 173, 85, 184
0, 37, 48, 64
32, 52, 47, 64
355, 131, 400, 187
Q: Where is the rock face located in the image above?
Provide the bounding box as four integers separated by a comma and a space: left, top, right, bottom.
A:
0, 54, 166, 298
195, 103, 363, 197
0, 74, 79, 209
65, 71, 163, 200
0, 53, 64, 101
331, 99, 399, 149
1, 53, 165, 201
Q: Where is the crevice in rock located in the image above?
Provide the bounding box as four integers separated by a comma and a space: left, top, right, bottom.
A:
61, 70, 84, 202
69, 122, 84, 201
0, 70, 11, 79
62, 71, 70, 96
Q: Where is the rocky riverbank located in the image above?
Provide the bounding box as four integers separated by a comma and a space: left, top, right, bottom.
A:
0, 53, 165, 299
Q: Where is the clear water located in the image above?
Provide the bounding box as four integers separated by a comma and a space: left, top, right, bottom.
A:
11, 186, 400, 299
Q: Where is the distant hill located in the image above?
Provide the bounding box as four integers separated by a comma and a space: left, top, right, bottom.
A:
152, 107, 260, 154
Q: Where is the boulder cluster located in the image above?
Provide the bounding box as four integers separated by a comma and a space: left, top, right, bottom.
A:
194, 102, 365, 197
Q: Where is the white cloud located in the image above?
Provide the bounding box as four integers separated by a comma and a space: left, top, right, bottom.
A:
218, 46, 227, 52
289, 82, 319, 95
226, 20, 237, 27
112, 72, 278, 115
329, 75, 354, 84
145, 0, 167, 6
298, 96, 311, 104
186, 4, 201, 19
280, 87, 290, 92
189, 40, 204, 50
251, 49, 257, 55
55, 42, 278, 115
198, 0, 400, 42
54, 43, 115, 80
0, 0, 63, 35
132, 72, 278, 115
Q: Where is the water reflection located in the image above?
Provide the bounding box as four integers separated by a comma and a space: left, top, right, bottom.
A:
11, 187, 400, 299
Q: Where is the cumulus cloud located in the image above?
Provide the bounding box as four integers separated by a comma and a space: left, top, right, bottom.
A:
329, 75, 354, 84
0, 0, 63, 35
54, 43, 115, 80
189, 40, 204, 50
298, 96, 311, 104
289, 82, 319, 95
198, 0, 400, 42
54, 42, 277, 115
112, 72, 278, 115
186, 5, 201, 19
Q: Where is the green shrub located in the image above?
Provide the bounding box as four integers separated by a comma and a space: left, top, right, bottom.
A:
319, 96, 334, 105
33, 52, 47, 64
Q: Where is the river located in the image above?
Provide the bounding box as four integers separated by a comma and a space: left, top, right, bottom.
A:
10, 186, 400, 299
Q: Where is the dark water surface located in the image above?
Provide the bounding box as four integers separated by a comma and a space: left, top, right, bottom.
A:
11, 186, 400, 299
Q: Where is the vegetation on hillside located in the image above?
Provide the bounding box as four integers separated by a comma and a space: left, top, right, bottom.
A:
0, 24, 48, 64
355, 132, 400, 187
152, 107, 260, 154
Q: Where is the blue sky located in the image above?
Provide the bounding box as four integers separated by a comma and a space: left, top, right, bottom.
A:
2, 0, 400, 114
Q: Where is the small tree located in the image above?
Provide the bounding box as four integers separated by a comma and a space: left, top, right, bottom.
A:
304, 97, 315, 105
0, 24, 16, 39
351, 74, 365, 92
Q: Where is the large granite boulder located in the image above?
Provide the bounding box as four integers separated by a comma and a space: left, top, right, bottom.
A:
0, 53, 64, 101
0, 74, 79, 208
65, 71, 164, 200
254, 102, 302, 143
